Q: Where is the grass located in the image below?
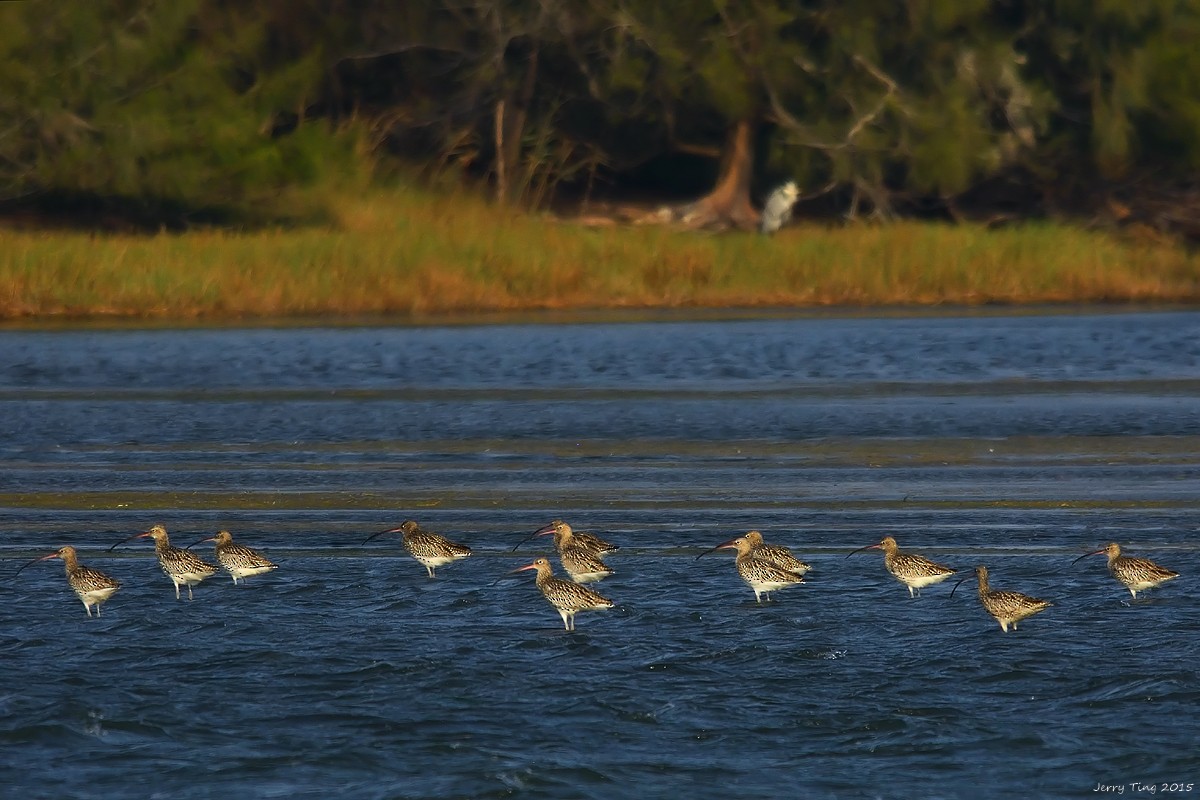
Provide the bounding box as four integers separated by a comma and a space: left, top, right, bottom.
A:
2, 184, 1199, 320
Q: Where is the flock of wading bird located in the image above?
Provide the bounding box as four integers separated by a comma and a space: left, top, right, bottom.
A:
12, 519, 1183, 632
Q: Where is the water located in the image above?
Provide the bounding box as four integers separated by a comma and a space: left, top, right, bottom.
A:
1, 310, 1198, 799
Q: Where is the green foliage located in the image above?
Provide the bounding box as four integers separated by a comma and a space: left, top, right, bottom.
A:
1016, 0, 1199, 180
0, 0, 357, 223
2, 0, 1200, 226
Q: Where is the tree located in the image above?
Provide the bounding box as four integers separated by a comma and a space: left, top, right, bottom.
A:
1006, 0, 1200, 221
578, 1, 777, 229
0, 0, 352, 225
569, 0, 1042, 226
6, 1, 1200, 231
761, 0, 1047, 220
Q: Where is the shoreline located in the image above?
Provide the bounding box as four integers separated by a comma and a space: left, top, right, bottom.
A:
3, 302, 1199, 331
4, 189, 1199, 323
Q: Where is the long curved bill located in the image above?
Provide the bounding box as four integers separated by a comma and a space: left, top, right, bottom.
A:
949, 574, 974, 599
511, 523, 556, 552
185, 536, 217, 550
490, 560, 540, 586
13, 552, 59, 578
696, 538, 739, 560
1070, 549, 1105, 566
107, 530, 152, 552
362, 526, 404, 546
846, 542, 882, 559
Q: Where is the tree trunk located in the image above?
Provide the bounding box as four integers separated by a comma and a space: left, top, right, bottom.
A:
493, 45, 540, 205
494, 99, 508, 203
673, 119, 760, 231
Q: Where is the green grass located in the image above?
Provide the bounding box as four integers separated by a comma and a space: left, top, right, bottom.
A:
2, 185, 1199, 320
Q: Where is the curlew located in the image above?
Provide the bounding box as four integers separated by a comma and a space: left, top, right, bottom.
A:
515, 519, 619, 558
363, 520, 472, 578
516, 519, 615, 583
1072, 542, 1179, 599
556, 544, 614, 584
699, 535, 806, 603
952, 565, 1052, 632
848, 535, 956, 597
507, 557, 614, 630
15, 545, 121, 617
110, 524, 217, 600
190, 530, 278, 585
744, 530, 811, 576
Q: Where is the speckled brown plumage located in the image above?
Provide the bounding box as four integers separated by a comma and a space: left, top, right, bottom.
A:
16, 545, 121, 617
704, 535, 806, 603
120, 524, 218, 600
532, 520, 619, 558
199, 530, 278, 584
510, 557, 614, 630
850, 535, 956, 597
523, 519, 615, 583
954, 566, 1052, 632
1074, 542, 1179, 599
365, 520, 472, 578
557, 544, 614, 584
744, 531, 811, 576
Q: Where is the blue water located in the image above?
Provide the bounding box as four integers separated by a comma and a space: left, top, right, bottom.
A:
1, 310, 1198, 799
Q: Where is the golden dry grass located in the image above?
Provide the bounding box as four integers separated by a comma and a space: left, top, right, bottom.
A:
2, 186, 1199, 320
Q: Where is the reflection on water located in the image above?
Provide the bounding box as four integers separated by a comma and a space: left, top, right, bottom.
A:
1, 310, 1198, 799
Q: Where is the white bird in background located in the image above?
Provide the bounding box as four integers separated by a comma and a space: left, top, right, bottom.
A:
759, 180, 800, 234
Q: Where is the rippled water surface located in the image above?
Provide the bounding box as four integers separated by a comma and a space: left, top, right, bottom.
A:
2, 310, 1198, 799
